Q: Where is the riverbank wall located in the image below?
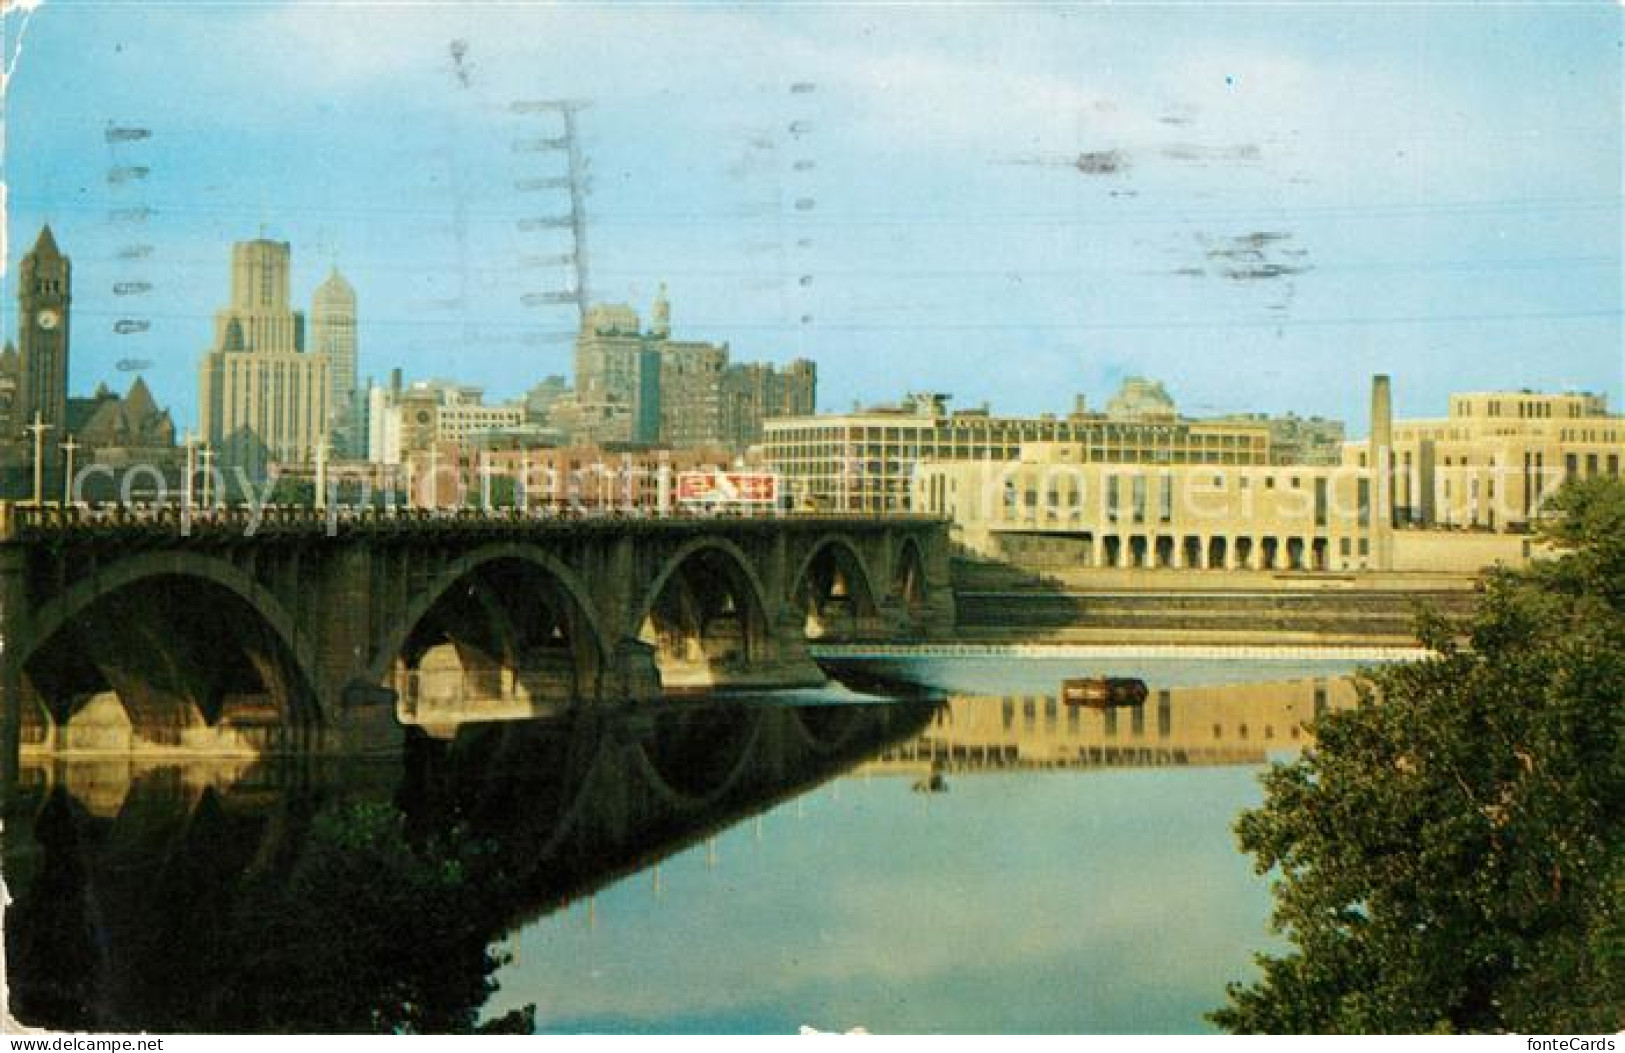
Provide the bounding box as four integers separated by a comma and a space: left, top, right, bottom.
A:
947, 557, 1481, 647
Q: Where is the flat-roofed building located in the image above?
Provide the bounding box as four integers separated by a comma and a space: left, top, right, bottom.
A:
1208, 411, 1347, 466
914, 440, 1378, 572
1341, 389, 1622, 531
763, 392, 1273, 513
366, 378, 523, 465
404, 440, 734, 510
915, 379, 1613, 575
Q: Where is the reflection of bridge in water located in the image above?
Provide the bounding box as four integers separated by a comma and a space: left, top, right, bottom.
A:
0, 508, 953, 768
863, 676, 1360, 775
2, 698, 937, 1033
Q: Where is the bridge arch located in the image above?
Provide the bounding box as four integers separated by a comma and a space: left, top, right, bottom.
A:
369, 542, 613, 707
892, 534, 931, 614
791, 534, 883, 640
631, 536, 776, 689
20, 552, 322, 743
25, 552, 316, 681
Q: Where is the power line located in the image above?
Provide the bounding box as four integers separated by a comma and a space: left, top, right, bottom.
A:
59, 304, 1622, 333
8, 192, 1619, 228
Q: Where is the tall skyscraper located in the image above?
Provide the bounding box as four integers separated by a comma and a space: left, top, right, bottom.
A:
311, 267, 359, 455
17, 225, 71, 432
198, 239, 330, 476
564, 285, 817, 451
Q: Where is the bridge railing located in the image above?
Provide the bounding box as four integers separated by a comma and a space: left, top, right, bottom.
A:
0, 499, 947, 541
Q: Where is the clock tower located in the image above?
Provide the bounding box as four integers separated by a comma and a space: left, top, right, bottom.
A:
18, 224, 70, 432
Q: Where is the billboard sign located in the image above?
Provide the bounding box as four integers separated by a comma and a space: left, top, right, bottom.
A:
676, 471, 780, 506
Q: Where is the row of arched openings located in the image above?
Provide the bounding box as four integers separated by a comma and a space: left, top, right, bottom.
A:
15, 535, 932, 748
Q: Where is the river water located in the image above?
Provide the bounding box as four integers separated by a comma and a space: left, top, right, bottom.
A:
2, 656, 1377, 1034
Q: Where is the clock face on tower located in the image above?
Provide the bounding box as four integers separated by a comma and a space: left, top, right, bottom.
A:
36, 308, 60, 332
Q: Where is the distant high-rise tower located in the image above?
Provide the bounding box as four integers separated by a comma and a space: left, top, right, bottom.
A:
199, 239, 329, 476
217, 239, 304, 353
312, 267, 359, 455
18, 225, 71, 432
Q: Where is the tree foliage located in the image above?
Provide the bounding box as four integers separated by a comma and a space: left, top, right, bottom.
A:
217, 803, 535, 1034
1213, 478, 1625, 1034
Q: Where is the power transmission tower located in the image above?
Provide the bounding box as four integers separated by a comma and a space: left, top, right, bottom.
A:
510, 99, 593, 338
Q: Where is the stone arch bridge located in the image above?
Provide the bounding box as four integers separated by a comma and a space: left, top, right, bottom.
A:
0, 506, 953, 759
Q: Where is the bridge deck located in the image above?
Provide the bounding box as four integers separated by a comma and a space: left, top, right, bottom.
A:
0, 502, 945, 542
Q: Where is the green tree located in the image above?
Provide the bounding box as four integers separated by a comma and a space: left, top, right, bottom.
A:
1213, 478, 1625, 1034
218, 803, 535, 1034
267, 476, 315, 507
468, 474, 519, 510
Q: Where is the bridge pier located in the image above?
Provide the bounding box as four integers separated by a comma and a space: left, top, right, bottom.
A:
611, 637, 663, 702
1, 543, 27, 796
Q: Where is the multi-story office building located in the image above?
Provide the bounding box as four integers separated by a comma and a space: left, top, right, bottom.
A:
524, 376, 571, 424
547, 395, 636, 449
367, 376, 524, 465
572, 302, 659, 444
1101, 376, 1347, 466
723, 359, 817, 451
1210, 412, 1347, 466
566, 287, 815, 451
915, 378, 1620, 574
1343, 389, 1622, 532
197, 239, 330, 475
657, 339, 729, 449
764, 392, 1273, 513
311, 267, 360, 456
914, 441, 1379, 572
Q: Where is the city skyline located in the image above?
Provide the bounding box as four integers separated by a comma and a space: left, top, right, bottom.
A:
3, 3, 1620, 434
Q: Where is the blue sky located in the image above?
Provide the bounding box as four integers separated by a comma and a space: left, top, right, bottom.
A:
3, 2, 1620, 435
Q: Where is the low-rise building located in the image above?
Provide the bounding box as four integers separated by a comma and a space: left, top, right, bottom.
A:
1210, 411, 1347, 466
402, 440, 735, 510
1342, 389, 1622, 531
366, 377, 524, 465
914, 441, 1379, 572
763, 392, 1273, 513
916, 379, 1616, 575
